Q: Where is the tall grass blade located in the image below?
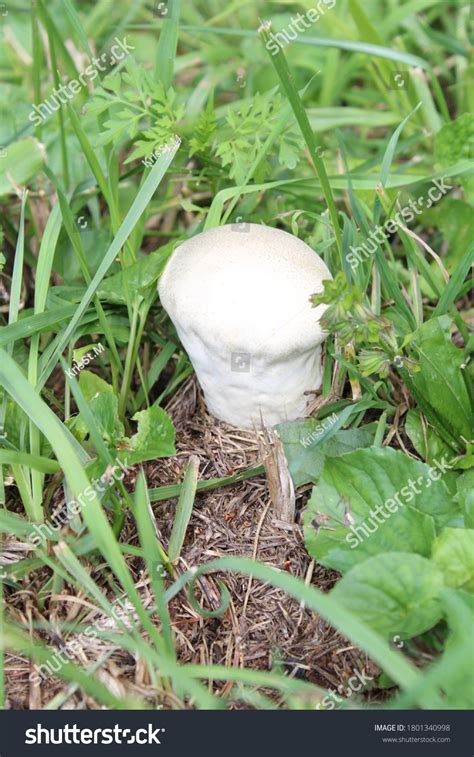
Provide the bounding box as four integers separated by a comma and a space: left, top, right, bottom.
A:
259, 22, 342, 261
168, 456, 199, 564
39, 141, 180, 388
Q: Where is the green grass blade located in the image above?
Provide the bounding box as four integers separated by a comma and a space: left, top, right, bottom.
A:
134, 470, 175, 657
31, 0, 42, 140
0, 451, 60, 474
259, 22, 342, 262
38, 141, 180, 389
155, 0, 180, 88
37, 1, 83, 89
62, 0, 96, 62
1, 623, 138, 708
379, 104, 422, 190
0, 306, 77, 348
181, 26, 430, 69
0, 349, 169, 654
1, 190, 28, 501
182, 663, 327, 699
168, 455, 199, 564
8, 193, 27, 330
149, 465, 264, 502
135, 340, 176, 407
27, 205, 62, 522
46, 167, 122, 381
432, 242, 474, 317
67, 106, 109, 200
188, 556, 441, 708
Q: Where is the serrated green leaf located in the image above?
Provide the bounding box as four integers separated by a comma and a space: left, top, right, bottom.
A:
119, 405, 176, 465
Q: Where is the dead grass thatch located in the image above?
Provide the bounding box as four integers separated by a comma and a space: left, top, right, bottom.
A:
4, 376, 383, 709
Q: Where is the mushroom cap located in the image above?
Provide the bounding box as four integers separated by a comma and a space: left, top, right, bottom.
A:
158, 223, 332, 360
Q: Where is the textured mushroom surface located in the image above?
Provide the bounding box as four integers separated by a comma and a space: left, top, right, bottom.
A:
158, 223, 332, 428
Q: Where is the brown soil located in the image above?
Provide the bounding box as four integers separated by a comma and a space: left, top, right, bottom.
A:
4, 376, 383, 709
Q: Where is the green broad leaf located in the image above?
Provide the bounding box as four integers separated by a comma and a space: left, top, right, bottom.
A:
453, 447, 474, 471
120, 405, 176, 465
439, 589, 474, 708
432, 528, 474, 592
76, 392, 125, 445
304, 447, 455, 574
74, 375, 175, 463
330, 553, 444, 638
97, 245, 174, 304
405, 409, 453, 466
455, 470, 474, 528
0, 138, 45, 195
54, 227, 110, 284
78, 370, 114, 401
72, 344, 103, 364
1, 399, 28, 450
277, 419, 376, 487
407, 316, 473, 447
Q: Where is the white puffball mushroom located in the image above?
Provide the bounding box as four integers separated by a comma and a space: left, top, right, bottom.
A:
158, 223, 332, 428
